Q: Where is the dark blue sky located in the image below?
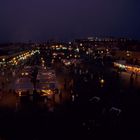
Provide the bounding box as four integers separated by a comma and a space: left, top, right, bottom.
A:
0, 0, 140, 42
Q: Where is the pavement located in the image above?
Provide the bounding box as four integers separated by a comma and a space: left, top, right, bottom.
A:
0, 93, 17, 109
120, 71, 140, 88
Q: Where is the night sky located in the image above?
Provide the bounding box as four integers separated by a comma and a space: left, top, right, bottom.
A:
0, 0, 140, 42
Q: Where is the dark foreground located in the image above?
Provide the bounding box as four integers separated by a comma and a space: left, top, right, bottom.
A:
0, 61, 140, 140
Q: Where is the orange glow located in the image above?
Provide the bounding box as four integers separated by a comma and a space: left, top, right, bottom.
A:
41, 89, 53, 96
114, 62, 140, 73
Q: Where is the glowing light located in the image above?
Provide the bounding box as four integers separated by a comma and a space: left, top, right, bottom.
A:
76, 48, 79, 52
41, 89, 53, 96
53, 53, 57, 56
86, 51, 89, 55
25, 72, 29, 76
62, 47, 67, 50
114, 62, 140, 73
72, 95, 75, 102
100, 79, 105, 84
19, 91, 21, 97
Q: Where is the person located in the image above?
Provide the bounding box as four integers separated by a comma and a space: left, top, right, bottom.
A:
9, 89, 12, 94
1, 82, 4, 89
64, 82, 66, 90
52, 93, 55, 104
33, 90, 39, 104
55, 88, 59, 94
0, 89, 2, 100
59, 90, 62, 102
64, 78, 67, 90
130, 72, 134, 87
135, 72, 138, 80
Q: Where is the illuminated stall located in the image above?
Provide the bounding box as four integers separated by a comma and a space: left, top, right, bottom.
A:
114, 62, 140, 74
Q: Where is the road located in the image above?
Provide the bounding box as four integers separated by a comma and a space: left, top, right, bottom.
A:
115, 70, 140, 89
